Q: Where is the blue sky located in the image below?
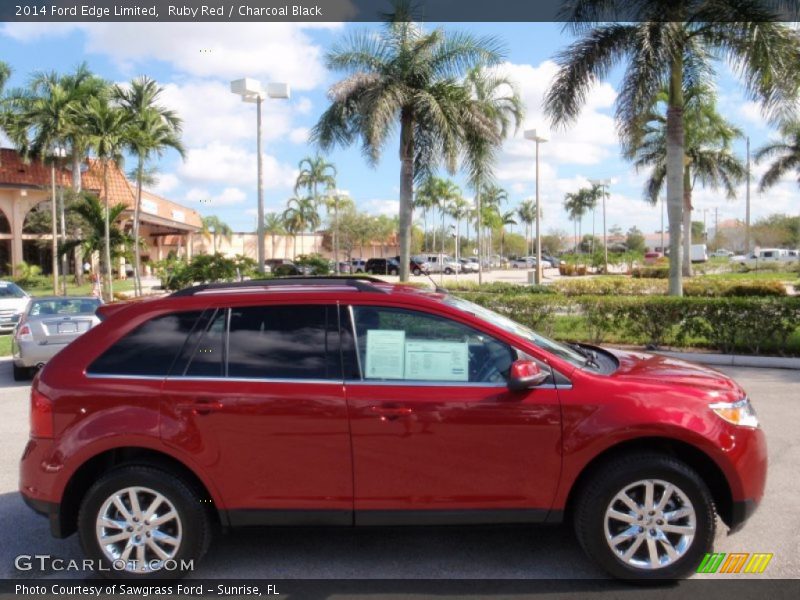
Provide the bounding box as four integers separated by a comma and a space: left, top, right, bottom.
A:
0, 21, 794, 237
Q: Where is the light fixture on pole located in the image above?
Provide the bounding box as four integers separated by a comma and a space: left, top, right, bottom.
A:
231, 78, 290, 274
524, 129, 547, 284
589, 178, 611, 274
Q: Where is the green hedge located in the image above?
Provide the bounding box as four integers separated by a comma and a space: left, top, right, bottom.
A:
459, 293, 800, 356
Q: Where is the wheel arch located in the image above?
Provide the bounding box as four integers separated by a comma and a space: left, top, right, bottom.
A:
561, 436, 734, 529
58, 446, 225, 538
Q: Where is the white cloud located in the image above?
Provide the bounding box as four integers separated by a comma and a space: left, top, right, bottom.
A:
289, 127, 311, 145
150, 173, 180, 195
179, 142, 297, 190
2, 22, 339, 90
363, 199, 399, 216
489, 60, 619, 190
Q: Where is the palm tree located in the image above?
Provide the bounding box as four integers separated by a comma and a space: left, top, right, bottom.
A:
61, 193, 133, 269
463, 68, 524, 281
755, 121, 800, 191
516, 199, 537, 256
312, 0, 512, 281
115, 76, 185, 296
81, 95, 130, 301
447, 195, 472, 267
263, 212, 286, 259
201, 215, 233, 254
282, 196, 320, 258
624, 83, 745, 276
295, 156, 337, 208
563, 191, 586, 254
480, 183, 508, 264
545, 1, 800, 295
499, 209, 517, 259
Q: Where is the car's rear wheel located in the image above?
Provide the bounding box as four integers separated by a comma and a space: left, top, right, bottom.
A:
444, 268, 453, 274
78, 466, 211, 579
389, 268, 398, 276
574, 454, 715, 580
13, 364, 31, 381
412, 268, 421, 276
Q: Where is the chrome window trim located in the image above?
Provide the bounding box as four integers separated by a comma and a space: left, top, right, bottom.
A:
348, 304, 363, 379
85, 373, 167, 381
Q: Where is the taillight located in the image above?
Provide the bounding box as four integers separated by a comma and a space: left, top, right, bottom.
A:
17, 323, 33, 342
30, 385, 54, 439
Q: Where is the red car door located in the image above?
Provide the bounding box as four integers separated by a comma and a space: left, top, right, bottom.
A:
161, 304, 352, 525
342, 305, 563, 524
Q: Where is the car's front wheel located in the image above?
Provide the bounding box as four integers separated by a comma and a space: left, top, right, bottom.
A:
574, 453, 715, 580
78, 466, 211, 579
412, 268, 421, 276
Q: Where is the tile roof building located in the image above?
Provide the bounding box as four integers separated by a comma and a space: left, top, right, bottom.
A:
0, 148, 201, 277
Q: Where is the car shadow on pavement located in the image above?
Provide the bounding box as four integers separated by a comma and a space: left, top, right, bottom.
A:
0, 359, 35, 389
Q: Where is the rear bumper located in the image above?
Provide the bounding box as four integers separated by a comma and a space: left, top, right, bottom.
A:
13, 340, 65, 367
21, 492, 66, 538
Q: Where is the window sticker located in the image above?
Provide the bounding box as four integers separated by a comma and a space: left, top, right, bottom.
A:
404, 340, 469, 382
365, 329, 406, 379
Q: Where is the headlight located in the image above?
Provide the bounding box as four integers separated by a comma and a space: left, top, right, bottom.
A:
710, 397, 759, 428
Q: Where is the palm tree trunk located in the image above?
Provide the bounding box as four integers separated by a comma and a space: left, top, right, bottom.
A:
133, 155, 144, 296
666, 57, 685, 296
397, 111, 414, 282
476, 188, 483, 285
682, 165, 693, 277
102, 161, 113, 301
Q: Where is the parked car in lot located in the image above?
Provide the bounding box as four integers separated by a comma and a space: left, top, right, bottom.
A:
644, 251, 663, 265
264, 259, 301, 276
350, 259, 367, 273
458, 258, 479, 273
740, 248, 797, 266
11, 296, 102, 381
424, 254, 461, 274
20, 277, 766, 580
0, 280, 30, 334
710, 249, 734, 258
365, 257, 400, 275
510, 256, 538, 268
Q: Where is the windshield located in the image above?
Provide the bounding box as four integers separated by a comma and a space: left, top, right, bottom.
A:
0, 281, 27, 299
443, 295, 587, 367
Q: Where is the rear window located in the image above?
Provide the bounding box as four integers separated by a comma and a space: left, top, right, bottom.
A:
87, 311, 204, 376
30, 298, 100, 316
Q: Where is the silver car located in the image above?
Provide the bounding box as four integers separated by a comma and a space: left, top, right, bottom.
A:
11, 296, 102, 380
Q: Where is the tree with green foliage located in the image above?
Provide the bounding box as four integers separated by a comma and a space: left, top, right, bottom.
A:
755, 121, 800, 191
263, 212, 286, 259
312, 0, 517, 280
545, 0, 800, 295
115, 76, 185, 296
283, 196, 320, 259
201, 216, 233, 254
61, 193, 133, 274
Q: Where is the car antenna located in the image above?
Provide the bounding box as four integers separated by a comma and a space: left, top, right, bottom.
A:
423, 270, 448, 294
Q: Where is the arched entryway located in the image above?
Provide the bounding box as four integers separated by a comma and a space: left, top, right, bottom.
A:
21, 200, 55, 275
0, 208, 11, 277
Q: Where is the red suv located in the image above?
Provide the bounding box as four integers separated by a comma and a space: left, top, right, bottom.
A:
20, 278, 766, 580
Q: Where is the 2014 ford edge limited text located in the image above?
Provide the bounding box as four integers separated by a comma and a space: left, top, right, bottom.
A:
20, 277, 767, 580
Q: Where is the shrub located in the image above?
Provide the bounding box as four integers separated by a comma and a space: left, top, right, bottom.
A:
294, 253, 331, 275
683, 279, 787, 297
464, 293, 567, 337
448, 281, 553, 295
12, 262, 50, 289
553, 277, 666, 296
631, 266, 670, 278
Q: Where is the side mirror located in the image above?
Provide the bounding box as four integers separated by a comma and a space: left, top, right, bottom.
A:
508, 359, 550, 391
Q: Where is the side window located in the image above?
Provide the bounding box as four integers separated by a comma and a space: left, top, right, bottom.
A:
184, 310, 227, 377
226, 305, 340, 380
351, 306, 515, 383
88, 311, 204, 376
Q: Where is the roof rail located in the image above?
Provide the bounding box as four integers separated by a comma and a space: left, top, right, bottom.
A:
170, 276, 390, 297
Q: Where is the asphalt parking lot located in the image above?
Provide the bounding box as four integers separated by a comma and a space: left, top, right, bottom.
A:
0, 358, 797, 581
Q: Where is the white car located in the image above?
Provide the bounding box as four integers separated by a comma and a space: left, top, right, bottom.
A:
424, 255, 461, 274
710, 249, 734, 258
0, 281, 31, 333
510, 256, 537, 268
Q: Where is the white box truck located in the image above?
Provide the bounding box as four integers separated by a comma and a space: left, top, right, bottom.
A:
690, 244, 708, 263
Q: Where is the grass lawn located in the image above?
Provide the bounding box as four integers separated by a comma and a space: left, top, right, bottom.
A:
26, 279, 135, 297
0, 334, 10, 358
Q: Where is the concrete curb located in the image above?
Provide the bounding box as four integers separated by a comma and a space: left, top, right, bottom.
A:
653, 350, 800, 370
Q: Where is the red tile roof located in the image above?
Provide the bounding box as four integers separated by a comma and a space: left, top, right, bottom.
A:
0, 148, 200, 230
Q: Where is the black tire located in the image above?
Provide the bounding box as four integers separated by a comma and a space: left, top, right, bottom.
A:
444, 268, 453, 275
78, 465, 211, 579
13, 364, 31, 381
389, 268, 398, 276
412, 268, 421, 276
573, 453, 715, 581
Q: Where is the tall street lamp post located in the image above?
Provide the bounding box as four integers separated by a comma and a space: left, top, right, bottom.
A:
589, 178, 611, 274
230, 78, 290, 274
524, 129, 547, 284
